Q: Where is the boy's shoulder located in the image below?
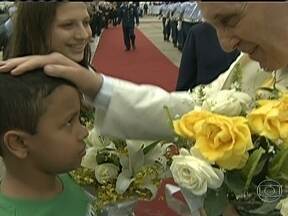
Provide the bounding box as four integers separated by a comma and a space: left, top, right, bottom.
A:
0, 174, 92, 216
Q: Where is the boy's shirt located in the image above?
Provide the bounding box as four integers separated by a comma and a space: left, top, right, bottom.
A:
0, 174, 95, 216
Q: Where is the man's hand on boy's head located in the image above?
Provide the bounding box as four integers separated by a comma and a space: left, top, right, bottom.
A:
44, 61, 104, 101
0, 52, 104, 100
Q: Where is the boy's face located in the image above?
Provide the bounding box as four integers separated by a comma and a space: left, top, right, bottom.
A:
26, 85, 88, 174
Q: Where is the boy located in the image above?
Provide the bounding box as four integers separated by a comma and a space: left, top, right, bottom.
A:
0, 69, 94, 215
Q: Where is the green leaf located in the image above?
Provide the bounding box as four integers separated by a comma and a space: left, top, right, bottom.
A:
143, 140, 161, 155
268, 147, 288, 181
254, 155, 269, 176
204, 186, 228, 216
224, 171, 246, 195
163, 105, 175, 132
257, 87, 275, 92
241, 147, 266, 190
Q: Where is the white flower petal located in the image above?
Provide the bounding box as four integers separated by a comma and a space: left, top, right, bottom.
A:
116, 169, 134, 194
81, 147, 98, 169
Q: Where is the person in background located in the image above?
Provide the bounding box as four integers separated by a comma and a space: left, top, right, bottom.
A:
118, 2, 139, 51
158, 2, 171, 42
0, 2, 16, 58
170, 2, 182, 48
176, 22, 240, 91
143, 2, 148, 16
111, 2, 118, 27
0, 16, 9, 52
100, 2, 109, 29
178, 1, 202, 50
89, 3, 98, 39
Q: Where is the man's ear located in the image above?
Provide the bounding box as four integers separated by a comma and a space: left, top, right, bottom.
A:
2, 130, 31, 159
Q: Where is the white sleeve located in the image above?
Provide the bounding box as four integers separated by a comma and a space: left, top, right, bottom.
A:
92, 54, 244, 140
93, 76, 194, 140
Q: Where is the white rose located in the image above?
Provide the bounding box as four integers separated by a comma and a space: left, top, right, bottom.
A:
202, 89, 252, 116
95, 163, 119, 184
276, 197, 288, 216
170, 148, 224, 195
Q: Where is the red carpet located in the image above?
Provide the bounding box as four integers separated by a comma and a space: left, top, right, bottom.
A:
92, 25, 179, 92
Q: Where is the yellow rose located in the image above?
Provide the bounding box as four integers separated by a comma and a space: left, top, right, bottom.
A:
247, 100, 279, 138
194, 114, 253, 170
277, 96, 288, 142
248, 95, 288, 144
173, 111, 212, 139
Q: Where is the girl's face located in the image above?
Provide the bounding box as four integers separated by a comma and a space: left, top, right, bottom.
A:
50, 3, 92, 62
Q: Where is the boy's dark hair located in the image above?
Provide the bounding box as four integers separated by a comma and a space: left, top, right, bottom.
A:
0, 69, 77, 156
5, 2, 91, 67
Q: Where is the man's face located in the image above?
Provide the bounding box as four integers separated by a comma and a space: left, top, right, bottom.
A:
50, 3, 92, 63
200, 3, 288, 71
27, 85, 88, 174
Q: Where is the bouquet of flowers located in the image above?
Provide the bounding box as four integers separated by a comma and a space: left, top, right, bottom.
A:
168, 72, 288, 216
71, 107, 171, 214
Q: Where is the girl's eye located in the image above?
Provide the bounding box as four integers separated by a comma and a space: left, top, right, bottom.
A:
83, 20, 90, 26
61, 23, 74, 28
65, 118, 73, 127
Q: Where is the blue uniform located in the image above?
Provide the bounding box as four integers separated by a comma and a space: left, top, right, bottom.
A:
170, 2, 182, 47
177, 23, 240, 91
159, 3, 171, 41
180, 1, 202, 49
118, 3, 139, 50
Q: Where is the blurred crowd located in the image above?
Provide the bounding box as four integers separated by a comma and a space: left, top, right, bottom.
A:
158, 1, 203, 52
88, 1, 143, 39
0, 3, 15, 54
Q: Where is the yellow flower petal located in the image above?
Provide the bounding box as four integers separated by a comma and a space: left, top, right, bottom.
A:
217, 152, 249, 170
173, 111, 212, 138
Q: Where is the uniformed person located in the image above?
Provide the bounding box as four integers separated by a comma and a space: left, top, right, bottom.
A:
159, 2, 171, 42
170, 2, 182, 48
118, 2, 139, 51
179, 1, 202, 49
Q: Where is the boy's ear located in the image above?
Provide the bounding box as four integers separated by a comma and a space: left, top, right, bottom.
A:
2, 130, 31, 159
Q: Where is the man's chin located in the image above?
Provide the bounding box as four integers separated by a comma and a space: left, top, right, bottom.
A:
259, 61, 281, 72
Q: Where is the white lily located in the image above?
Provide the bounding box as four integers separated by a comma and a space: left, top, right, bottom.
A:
116, 140, 167, 200
81, 146, 98, 169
